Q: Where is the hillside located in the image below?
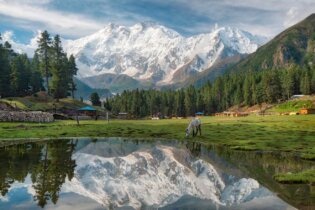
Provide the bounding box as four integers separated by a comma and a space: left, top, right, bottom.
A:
74, 78, 112, 99
179, 14, 315, 89
227, 95, 315, 114
226, 14, 315, 73
269, 95, 315, 113
0, 92, 90, 112
80, 73, 154, 93
176, 54, 246, 88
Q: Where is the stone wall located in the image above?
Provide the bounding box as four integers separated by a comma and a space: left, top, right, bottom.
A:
0, 111, 54, 123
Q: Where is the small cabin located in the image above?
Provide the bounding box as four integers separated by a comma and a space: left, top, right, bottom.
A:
118, 112, 128, 119
195, 112, 204, 117
78, 106, 97, 117
299, 108, 315, 115
290, 95, 305, 100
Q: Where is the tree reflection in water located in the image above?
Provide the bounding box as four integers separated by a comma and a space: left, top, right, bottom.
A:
0, 139, 77, 208
0, 139, 313, 209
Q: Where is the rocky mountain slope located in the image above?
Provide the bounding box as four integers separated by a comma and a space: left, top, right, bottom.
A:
64, 22, 266, 91
223, 14, 315, 74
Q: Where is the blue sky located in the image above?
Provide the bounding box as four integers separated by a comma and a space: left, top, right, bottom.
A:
0, 0, 315, 44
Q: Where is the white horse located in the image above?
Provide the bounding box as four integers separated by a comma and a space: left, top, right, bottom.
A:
186, 118, 201, 137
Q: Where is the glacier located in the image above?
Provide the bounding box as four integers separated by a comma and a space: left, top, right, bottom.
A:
63, 22, 267, 86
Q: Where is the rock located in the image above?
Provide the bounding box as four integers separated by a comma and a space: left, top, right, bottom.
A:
0, 111, 54, 123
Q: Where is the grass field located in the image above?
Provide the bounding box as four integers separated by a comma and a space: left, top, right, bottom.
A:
0, 115, 315, 158
0, 94, 90, 111
1, 114, 315, 184
270, 100, 314, 113
274, 169, 315, 184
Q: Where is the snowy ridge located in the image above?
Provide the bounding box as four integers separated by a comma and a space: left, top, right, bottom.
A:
61, 145, 273, 209
63, 22, 267, 86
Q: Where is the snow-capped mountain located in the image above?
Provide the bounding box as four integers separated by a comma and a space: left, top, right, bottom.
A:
0, 140, 294, 210
64, 22, 267, 88
60, 143, 283, 209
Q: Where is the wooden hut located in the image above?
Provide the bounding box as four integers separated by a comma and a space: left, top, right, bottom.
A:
118, 112, 128, 119
195, 112, 204, 117
78, 106, 97, 117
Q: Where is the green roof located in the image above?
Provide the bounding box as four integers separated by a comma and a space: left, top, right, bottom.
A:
78, 106, 97, 111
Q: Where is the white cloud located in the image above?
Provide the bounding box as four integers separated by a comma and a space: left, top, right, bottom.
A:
0, 0, 314, 41
0, 0, 104, 37
2, 0, 52, 5
168, 0, 315, 37
2, 30, 38, 56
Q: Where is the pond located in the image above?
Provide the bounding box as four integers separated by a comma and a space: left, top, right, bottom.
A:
0, 138, 314, 210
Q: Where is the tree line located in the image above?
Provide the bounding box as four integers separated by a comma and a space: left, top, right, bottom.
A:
0, 140, 77, 208
105, 64, 315, 118
0, 31, 78, 100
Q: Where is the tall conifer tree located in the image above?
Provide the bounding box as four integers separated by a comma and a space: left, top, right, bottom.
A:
37, 30, 52, 94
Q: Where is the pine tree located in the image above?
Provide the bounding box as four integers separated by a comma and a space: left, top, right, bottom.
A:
175, 89, 185, 117
166, 90, 175, 117
234, 82, 243, 107
255, 83, 265, 110
201, 82, 214, 114
196, 90, 204, 113
213, 77, 223, 111
30, 53, 44, 93
90, 92, 101, 106
130, 89, 140, 117
243, 74, 252, 106
50, 35, 69, 100
300, 71, 311, 95
311, 65, 315, 93
10, 54, 31, 96
3, 41, 17, 59
281, 68, 294, 99
184, 85, 197, 116
0, 34, 11, 98
139, 90, 148, 117
68, 55, 78, 99
263, 70, 281, 103
37, 30, 52, 94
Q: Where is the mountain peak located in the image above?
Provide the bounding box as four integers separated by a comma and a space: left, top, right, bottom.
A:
61, 23, 267, 90
104, 22, 120, 30
130, 21, 159, 32
135, 21, 160, 28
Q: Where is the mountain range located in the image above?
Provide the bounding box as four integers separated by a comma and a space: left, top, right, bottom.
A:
61, 141, 282, 209
63, 22, 267, 92
6, 14, 315, 94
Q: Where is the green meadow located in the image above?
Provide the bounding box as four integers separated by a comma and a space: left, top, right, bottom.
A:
1, 115, 314, 157
274, 169, 315, 184
1, 112, 315, 186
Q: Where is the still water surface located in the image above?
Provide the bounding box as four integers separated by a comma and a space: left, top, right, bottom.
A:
0, 138, 314, 210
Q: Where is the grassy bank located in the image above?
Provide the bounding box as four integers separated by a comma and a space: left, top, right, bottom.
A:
0, 93, 89, 111
274, 169, 315, 184
0, 115, 315, 157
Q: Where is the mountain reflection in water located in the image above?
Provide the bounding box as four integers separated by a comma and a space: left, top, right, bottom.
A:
0, 138, 313, 210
